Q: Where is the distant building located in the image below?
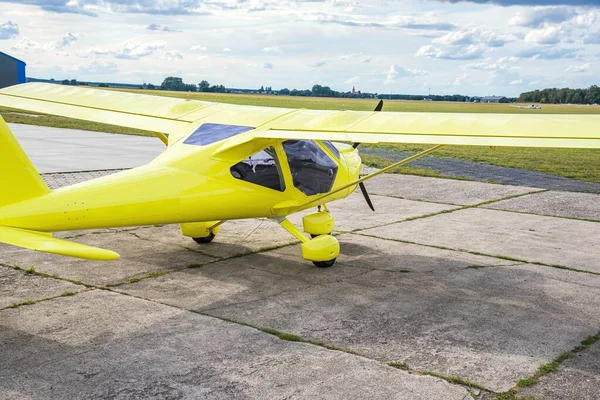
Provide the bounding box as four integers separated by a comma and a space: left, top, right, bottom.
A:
0, 51, 26, 89
481, 96, 508, 104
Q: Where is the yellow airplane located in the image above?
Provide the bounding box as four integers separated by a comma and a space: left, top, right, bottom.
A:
0, 83, 599, 267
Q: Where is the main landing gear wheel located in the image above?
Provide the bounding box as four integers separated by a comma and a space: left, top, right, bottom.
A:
193, 233, 215, 244
313, 258, 336, 268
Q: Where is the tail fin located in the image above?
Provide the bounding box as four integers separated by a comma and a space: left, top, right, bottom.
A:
0, 116, 50, 207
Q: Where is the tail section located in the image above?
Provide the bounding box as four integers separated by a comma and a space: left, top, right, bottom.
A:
0, 116, 50, 207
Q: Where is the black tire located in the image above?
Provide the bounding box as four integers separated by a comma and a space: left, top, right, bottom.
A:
313, 258, 336, 268
310, 233, 332, 239
193, 233, 215, 244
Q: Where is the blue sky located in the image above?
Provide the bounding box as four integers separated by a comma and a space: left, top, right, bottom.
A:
0, 0, 598, 96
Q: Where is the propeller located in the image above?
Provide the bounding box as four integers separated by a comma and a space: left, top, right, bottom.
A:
359, 182, 375, 212
353, 99, 383, 211
352, 99, 383, 149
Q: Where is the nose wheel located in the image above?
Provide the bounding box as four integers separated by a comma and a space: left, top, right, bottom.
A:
192, 233, 216, 244
275, 213, 339, 268
313, 258, 336, 268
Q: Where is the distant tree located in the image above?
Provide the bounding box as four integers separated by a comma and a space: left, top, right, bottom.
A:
70, 79, 78, 86
279, 88, 290, 95
147, 83, 155, 90
518, 85, 600, 104
198, 80, 210, 92
258, 85, 264, 93
161, 76, 188, 91
61, 79, 70, 85
98, 83, 109, 88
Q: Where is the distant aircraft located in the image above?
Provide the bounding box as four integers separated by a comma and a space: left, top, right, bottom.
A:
0, 83, 598, 267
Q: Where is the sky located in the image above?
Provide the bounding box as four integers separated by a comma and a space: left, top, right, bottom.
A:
0, 0, 598, 97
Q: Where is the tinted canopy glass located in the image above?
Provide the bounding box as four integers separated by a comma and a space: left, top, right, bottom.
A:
230, 147, 285, 192
184, 123, 254, 146
282, 140, 338, 196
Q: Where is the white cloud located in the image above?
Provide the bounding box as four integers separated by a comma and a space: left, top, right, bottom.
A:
263, 46, 281, 53
222, 47, 232, 52
510, 6, 578, 28
262, 61, 273, 69
385, 64, 425, 84
88, 40, 166, 60
345, 76, 360, 84
311, 59, 327, 67
0, 20, 19, 40
338, 52, 361, 60
144, 23, 179, 32
10, 32, 82, 53
74, 60, 119, 75
360, 56, 372, 63
433, 27, 516, 48
162, 50, 183, 61
11, 38, 42, 53
416, 44, 485, 60
190, 45, 207, 51
463, 56, 520, 71
453, 73, 467, 86
566, 63, 591, 73
524, 26, 563, 44
509, 79, 523, 85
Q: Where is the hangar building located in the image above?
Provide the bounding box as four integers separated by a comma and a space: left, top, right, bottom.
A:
0, 51, 26, 89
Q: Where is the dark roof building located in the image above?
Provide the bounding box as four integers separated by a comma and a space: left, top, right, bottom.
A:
481, 96, 508, 103
0, 51, 26, 89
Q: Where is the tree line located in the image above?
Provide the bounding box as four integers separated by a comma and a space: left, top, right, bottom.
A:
518, 85, 600, 105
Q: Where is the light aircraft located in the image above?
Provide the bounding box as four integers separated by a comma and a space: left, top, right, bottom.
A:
0, 83, 599, 267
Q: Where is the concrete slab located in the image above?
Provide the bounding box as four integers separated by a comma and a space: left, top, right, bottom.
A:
0, 290, 469, 399
519, 340, 600, 400
484, 190, 600, 222
10, 123, 163, 173
42, 170, 124, 190
0, 228, 216, 286
367, 174, 542, 206
289, 192, 459, 232
0, 266, 84, 309
117, 234, 600, 392
117, 250, 372, 312
360, 208, 600, 274
134, 220, 300, 260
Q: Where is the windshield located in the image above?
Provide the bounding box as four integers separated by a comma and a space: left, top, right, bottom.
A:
282, 140, 338, 196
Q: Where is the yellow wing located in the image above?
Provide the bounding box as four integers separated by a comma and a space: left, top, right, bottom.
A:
1, 83, 599, 149
0, 83, 295, 144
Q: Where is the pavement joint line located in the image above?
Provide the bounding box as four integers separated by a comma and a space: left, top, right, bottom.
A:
0, 288, 89, 311
351, 232, 600, 277
480, 205, 600, 224
0, 262, 90, 287
494, 331, 600, 399
94, 285, 489, 395
347, 190, 548, 236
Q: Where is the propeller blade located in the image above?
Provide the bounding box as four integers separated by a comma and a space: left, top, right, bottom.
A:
359, 182, 375, 212
352, 101, 383, 149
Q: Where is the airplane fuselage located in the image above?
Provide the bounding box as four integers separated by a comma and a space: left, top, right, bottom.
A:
0, 137, 362, 233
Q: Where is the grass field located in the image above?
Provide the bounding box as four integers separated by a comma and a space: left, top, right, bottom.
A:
2, 88, 600, 183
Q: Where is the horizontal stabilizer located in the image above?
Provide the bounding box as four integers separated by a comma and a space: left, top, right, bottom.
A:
0, 226, 120, 261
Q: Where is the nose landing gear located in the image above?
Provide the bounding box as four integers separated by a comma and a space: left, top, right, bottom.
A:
275, 208, 339, 268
